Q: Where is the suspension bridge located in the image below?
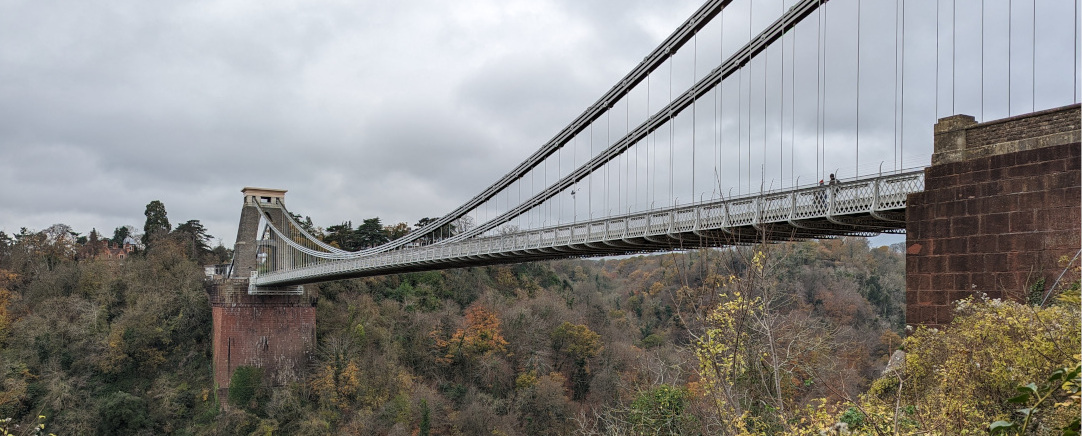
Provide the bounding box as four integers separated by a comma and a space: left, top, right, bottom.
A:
208, 0, 1080, 393
228, 0, 1078, 293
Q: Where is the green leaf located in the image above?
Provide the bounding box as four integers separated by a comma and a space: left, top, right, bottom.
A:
1063, 417, 1081, 435
989, 420, 1016, 434
1018, 383, 1039, 395
1007, 393, 1030, 403
1016, 407, 1033, 417
1049, 368, 1066, 382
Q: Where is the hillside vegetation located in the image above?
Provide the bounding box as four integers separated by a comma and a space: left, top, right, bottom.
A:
0, 217, 1077, 434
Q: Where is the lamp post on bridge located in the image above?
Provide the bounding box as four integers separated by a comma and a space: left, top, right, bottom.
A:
571, 189, 577, 223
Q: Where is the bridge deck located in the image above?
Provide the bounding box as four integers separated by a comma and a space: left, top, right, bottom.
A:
251, 170, 923, 290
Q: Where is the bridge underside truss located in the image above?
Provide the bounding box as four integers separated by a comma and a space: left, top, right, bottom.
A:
251, 170, 921, 290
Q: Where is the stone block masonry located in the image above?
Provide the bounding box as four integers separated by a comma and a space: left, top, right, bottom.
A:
208, 279, 316, 400
231, 187, 288, 279
906, 104, 1081, 327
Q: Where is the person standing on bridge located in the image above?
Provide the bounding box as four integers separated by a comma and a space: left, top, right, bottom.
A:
827, 174, 838, 205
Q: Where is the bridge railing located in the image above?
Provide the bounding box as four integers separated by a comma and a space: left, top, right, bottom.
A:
252, 169, 924, 287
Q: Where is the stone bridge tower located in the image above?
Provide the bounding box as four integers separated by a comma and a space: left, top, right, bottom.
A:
207, 187, 316, 400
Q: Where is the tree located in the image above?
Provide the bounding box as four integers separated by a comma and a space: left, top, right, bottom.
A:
320, 218, 395, 251
98, 391, 149, 434
383, 222, 410, 241
310, 336, 362, 411
419, 399, 431, 436
516, 372, 575, 435
414, 217, 457, 244
452, 216, 474, 235
110, 225, 139, 246
289, 213, 319, 236
356, 218, 387, 248
859, 296, 1081, 434
324, 221, 359, 251
41, 223, 73, 246
0, 231, 11, 264
78, 228, 104, 259
629, 385, 695, 434
37, 224, 77, 267
210, 243, 233, 264
12, 227, 46, 262
0, 269, 15, 339
689, 248, 840, 432
142, 200, 171, 246
435, 305, 509, 365
551, 322, 601, 400
414, 217, 437, 229
172, 220, 213, 260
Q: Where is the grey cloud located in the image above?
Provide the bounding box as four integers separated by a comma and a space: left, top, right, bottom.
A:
0, 0, 1075, 249
458, 55, 600, 146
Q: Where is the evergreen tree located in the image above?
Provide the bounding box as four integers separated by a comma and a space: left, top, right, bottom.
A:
414, 217, 455, 243
84, 228, 102, 258
0, 231, 11, 263
356, 217, 387, 248
173, 220, 213, 260
324, 221, 358, 251
111, 226, 130, 245
289, 213, 319, 235
142, 200, 171, 246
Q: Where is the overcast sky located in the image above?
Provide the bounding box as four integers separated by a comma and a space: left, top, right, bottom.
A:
1, 0, 1077, 248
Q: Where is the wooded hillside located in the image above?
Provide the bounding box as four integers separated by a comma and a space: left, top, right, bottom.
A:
0, 220, 1076, 434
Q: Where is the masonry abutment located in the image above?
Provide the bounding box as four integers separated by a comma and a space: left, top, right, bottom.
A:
905, 104, 1082, 326
208, 280, 316, 401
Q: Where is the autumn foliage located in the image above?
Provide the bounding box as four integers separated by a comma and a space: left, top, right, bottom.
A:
433, 304, 509, 364
3, 217, 1075, 434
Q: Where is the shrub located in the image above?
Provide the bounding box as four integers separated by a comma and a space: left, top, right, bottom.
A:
629, 385, 695, 434
228, 366, 264, 409
858, 296, 1081, 434
98, 391, 149, 434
